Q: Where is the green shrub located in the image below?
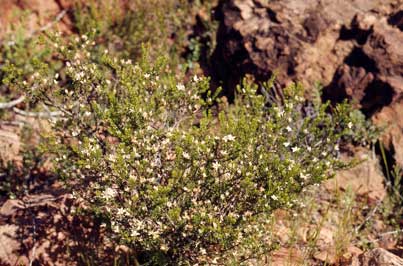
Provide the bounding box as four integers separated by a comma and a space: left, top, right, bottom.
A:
72, 0, 200, 66
0, 0, 216, 204
0, 15, 53, 104
2, 34, 376, 265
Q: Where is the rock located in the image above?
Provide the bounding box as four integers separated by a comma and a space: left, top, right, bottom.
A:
212, 0, 403, 167
314, 249, 337, 265
389, 10, 403, 31
324, 15, 403, 114
269, 247, 304, 266
373, 100, 403, 169
347, 245, 364, 257
323, 148, 386, 202
0, 224, 27, 266
313, 225, 338, 264
0, 199, 24, 217
211, 0, 400, 97
319, 13, 403, 168
352, 248, 403, 266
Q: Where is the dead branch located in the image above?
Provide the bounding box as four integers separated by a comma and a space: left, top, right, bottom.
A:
13, 107, 63, 118
0, 95, 25, 109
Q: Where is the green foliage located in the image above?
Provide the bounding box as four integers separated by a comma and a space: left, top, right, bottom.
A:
0, 0, 215, 205
0, 12, 57, 196
0, 19, 53, 103
0, 2, 381, 264
348, 109, 380, 145
72, 0, 200, 66
1, 34, 377, 264
184, 1, 219, 70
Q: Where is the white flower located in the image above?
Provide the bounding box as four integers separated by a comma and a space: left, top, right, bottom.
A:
131, 230, 140, 237
283, 142, 290, 147
102, 187, 117, 200
176, 83, 185, 91
300, 173, 310, 180
271, 195, 278, 201
212, 161, 220, 171
112, 224, 120, 233
286, 126, 292, 132
220, 150, 228, 156
200, 248, 207, 255
291, 146, 300, 152
108, 154, 116, 162
117, 208, 127, 216
223, 134, 236, 142
348, 122, 353, 129
182, 152, 190, 160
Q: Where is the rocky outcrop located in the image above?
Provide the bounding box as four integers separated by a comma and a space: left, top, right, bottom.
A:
325, 14, 403, 169
212, 0, 403, 167
324, 14, 403, 114
324, 148, 386, 202
212, 0, 398, 92
352, 248, 403, 266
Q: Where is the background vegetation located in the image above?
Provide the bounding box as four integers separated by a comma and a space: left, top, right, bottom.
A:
0, 1, 401, 265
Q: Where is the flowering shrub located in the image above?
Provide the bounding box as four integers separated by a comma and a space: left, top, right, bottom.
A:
72, 0, 206, 67
2, 35, 374, 265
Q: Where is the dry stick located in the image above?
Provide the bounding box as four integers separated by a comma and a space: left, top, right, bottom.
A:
13, 107, 63, 118
379, 229, 403, 236
354, 199, 382, 234
0, 120, 27, 127
0, 95, 25, 109
32, 10, 67, 35
363, 229, 403, 245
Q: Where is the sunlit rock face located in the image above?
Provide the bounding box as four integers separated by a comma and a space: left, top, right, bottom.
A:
212, 0, 403, 166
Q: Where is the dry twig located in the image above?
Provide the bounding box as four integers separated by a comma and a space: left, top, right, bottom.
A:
12, 107, 62, 118
0, 95, 25, 109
